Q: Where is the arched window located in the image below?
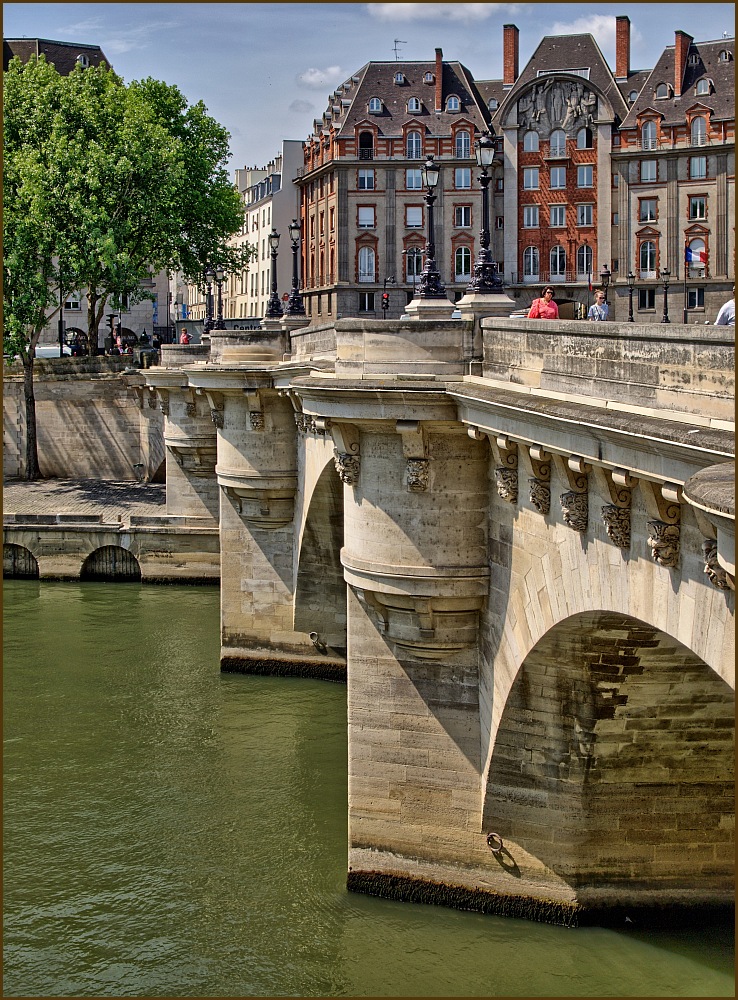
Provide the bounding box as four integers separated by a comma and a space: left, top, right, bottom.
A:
695, 79, 710, 95
718, 50, 731, 62
640, 240, 656, 278
655, 83, 669, 99
446, 95, 460, 111
550, 245, 566, 278
523, 130, 539, 152
576, 127, 593, 149
358, 246, 376, 283
394, 72, 405, 84
687, 237, 706, 271
628, 90, 638, 102
549, 129, 566, 157
358, 131, 374, 160
424, 72, 435, 83
408, 97, 421, 112
455, 246, 472, 282
368, 97, 382, 112
406, 130, 422, 159
455, 130, 471, 158
691, 116, 707, 146
488, 98, 498, 111
523, 246, 539, 281
641, 121, 657, 150
577, 244, 592, 277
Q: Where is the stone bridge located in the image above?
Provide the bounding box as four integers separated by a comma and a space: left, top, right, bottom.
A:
140, 306, 734, 925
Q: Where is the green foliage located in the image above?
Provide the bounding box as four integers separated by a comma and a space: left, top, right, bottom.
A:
3, 53, 252, 356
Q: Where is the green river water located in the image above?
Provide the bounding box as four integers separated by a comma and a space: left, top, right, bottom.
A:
3, 580, 734, 997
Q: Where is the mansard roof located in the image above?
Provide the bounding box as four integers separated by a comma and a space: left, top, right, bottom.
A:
621, 38, 735, 128
488, 32, 629, 127
311, 58, 490, 140
3, 37, 111, 73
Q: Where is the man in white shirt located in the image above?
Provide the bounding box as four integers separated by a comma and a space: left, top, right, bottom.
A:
714, 287, 735, 326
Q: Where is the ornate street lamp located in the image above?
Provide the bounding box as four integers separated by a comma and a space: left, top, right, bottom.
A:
214, 264, 226, 329
627, 270, 636, 323
265, 229, 283, 318
467, 131, 504, 293
416, 155, 446, 298
285, 219, 306, 316
204, 268, 215, 333
599, 263, 611, 304
660, 267, 671, 323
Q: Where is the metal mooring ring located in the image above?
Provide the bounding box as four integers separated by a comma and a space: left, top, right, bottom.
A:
486, 832, 504, 854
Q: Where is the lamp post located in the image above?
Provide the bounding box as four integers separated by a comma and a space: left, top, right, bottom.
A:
265, 229, 283, 318
467, 132, 504, 293
660, 267, 671, 324
58, 266, 65, 357
599, 263, 611, 304
286, 219, 306, 316
214, 265, 226, 329
204, 268, 215, 334
416, 155, 446, 298
627, 270, 635, 322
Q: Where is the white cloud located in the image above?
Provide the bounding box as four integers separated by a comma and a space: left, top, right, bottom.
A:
548, 14, 643, 56
367, 3, 518, 24
289, 99, 315, 114
297, 65, 345, 89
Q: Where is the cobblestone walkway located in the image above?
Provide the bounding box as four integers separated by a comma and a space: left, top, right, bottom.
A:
3, 478, 166, 521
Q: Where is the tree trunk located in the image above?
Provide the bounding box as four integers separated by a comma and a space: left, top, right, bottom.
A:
22, 354, 41, 480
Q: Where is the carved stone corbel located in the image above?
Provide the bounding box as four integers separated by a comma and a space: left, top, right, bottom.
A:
528, 445, 551, 515
601, 467, 638, 548
397, 420, 429, 492
559, 455, 591, 532
148, 387, 158, 409
331, 422, 361, 485
314, 417, 332, 436
131, 386, 145, 409
156, 388, 170, 416
644, 481, 682, 568
184, 388, 197, 418
244, 389, 264, 430
200, 389, 224, 429
494, 435, 518, 504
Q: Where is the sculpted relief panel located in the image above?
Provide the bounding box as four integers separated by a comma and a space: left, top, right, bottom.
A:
517, 78, 598, 136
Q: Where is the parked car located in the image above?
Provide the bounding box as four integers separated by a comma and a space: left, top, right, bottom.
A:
34, 344, 72, 357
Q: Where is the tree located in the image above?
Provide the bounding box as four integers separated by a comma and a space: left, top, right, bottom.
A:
3, 54, 253, 478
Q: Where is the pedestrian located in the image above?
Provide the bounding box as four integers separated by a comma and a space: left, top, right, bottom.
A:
714, 287, 735, 326
179, 327, 191, 345
587, 289, 609, 321
527, 286, 559, 320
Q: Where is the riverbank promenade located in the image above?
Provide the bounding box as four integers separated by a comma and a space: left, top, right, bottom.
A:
3, 478, 166, 523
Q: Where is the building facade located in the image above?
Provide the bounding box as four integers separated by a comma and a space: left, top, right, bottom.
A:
296, 50, 494, 322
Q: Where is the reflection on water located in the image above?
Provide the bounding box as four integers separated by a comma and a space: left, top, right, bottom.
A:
3, 580, 734, 998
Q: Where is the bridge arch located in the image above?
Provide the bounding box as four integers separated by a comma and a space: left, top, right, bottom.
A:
294, 455, 346, 654
80, 545, 141, 582
3, 543, 39, 579
483, 611, 734, 907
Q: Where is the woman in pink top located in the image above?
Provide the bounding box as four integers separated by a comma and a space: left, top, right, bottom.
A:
527, 286, 559, 319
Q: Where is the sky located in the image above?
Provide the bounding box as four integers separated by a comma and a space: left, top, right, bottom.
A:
4, 3, 735, 172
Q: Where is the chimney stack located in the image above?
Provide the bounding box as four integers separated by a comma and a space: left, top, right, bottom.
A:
615, 16, 630, 80
674, 30, 693, 96
503, 24, 519, 88
435, 47, 443, 112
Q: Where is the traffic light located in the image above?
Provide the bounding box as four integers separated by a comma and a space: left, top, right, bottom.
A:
381, 292, 390, 313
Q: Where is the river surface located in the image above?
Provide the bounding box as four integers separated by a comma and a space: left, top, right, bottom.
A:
3, 580, 734, 998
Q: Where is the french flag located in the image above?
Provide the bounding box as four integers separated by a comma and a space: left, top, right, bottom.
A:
685, 244, 707, 266
587, 272, 592, 291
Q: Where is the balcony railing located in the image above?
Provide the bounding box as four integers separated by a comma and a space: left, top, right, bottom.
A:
358, 148, 374, 160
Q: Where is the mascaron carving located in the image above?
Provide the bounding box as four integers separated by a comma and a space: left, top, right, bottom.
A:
210, 408, 224, 428
647, 520, 680, 568
249, 410, 265, 430
495, 467, 518, 504
406, 458, 429, 492
560, 490, 588, 532
528, 478, 551, 515
334, 452, 360, 485
601, 504, 631, 548
702, 538, 732, 590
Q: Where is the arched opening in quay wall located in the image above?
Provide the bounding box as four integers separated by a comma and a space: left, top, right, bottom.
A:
80, 545, 142, 582
3, 544, 40, 579
483, 611, 734, 912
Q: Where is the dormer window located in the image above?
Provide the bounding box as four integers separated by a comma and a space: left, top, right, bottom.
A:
424, 72, 435, 84
488, 98, 498, 111
688, 53, 700, 66
76, 53, 89, 68
655, 83, 670, 99
695, 79, 711, 95
408, 97, 421, 113
446, 95, 460, 112
628, 90, 638, 102
368, 97, 382, 113
394, 72, 406, 84
718, 49, 731, 62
